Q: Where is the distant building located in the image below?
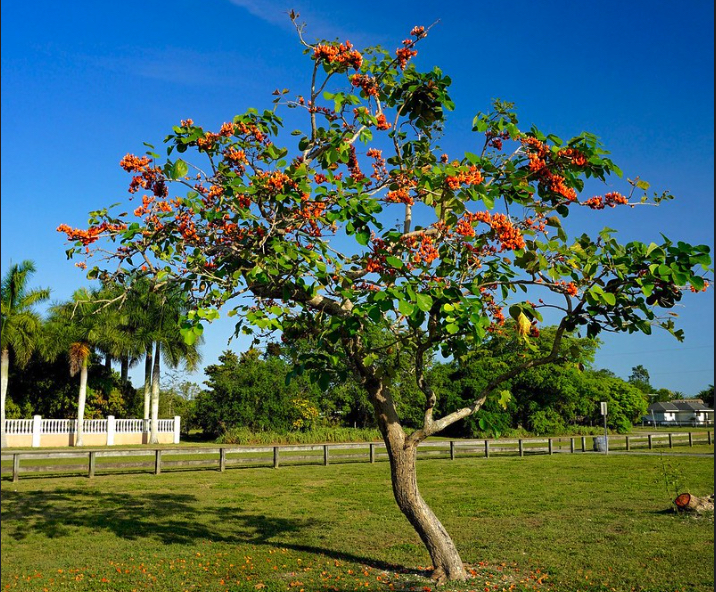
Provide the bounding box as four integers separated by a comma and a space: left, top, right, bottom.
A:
644, 399, 714, 426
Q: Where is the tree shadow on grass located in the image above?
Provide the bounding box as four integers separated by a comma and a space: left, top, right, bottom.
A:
0, 488, 409, 573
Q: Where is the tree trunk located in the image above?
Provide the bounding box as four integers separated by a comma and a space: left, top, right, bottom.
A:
143, 346, 152, 427
1, 348, 9, 449
149, 341, 161, 444
367, 379, 467, 583
120, 356, 129, 383
75, 359, 89, 447
674, 492, 714, 513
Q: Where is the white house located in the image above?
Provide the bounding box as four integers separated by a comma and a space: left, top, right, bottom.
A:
644, 400, 714, 427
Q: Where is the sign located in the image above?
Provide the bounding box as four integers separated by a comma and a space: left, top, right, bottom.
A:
600, 401, 608, 416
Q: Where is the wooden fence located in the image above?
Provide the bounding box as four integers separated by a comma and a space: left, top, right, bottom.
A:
1, 431, 712, 482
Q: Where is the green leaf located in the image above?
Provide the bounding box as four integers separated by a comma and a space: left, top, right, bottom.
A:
355, 228, 371, 246
385, 256, 404, 269
171, 159, 189, 179
398, 299, 415, 316
416, 293, 433, 312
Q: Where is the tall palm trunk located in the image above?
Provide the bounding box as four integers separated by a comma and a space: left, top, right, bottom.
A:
149, 341, 161, 444
143, 346, 152, 425
1, 349, 9, 449
75, 357, 89, 447
120, 356, 129, 383
368, 378, 467, 584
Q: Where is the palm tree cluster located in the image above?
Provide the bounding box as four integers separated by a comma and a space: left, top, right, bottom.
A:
1, 262, 201, 448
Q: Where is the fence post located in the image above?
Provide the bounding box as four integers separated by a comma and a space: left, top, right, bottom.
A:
688, 432, 693, 447
548, 439, 553, 455
581, 436, 586, 452
450, 440, 455, 460
668, 433, 673, 448
32, 415, 42, 448
484, 440, 490, 458
173, 416, 181, 444
106, 416, 116, 446
519, 439, 524, 457
626, 436, 630, 451
88, 451, 96, 479
648, 434, 653, 449
369, 443, 375, 463
154, 450, 162, 475
12, 454, 20, 482
219, 448, 226, 472
273, 446, 280, 468
323, 445, 329, 466
570, 438, 575, 453
709, 431, 712, 445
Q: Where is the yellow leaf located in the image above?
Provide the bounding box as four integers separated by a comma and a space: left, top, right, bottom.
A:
516, 312, 531, 337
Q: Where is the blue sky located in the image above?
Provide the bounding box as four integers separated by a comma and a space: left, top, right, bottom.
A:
2, 0, 714, 396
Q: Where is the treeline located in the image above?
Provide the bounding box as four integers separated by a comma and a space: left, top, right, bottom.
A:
4, 262, 712, 442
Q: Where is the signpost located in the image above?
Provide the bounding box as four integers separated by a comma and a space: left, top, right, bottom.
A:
600, 401, 609, 454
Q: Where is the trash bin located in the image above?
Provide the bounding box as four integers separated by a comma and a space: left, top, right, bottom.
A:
593, 436, 608, 452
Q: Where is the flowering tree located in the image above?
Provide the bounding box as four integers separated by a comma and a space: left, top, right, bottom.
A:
59, 18, 711, 582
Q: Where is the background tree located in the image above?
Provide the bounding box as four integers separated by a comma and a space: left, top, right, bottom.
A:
59, 21, 712, 583
0, 260, 50, 448
696, 384, 714, 408
45, 288, 114, 446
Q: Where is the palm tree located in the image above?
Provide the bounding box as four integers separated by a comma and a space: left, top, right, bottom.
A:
145, 288, 202, 444
1, 261, 50, 448
46, 288, 114, 446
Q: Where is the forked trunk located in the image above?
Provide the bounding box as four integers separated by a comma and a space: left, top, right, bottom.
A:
149, 341, 161, 444
75, 360, 88, 447
368, 379, 467, 584
1, 349, 9, 449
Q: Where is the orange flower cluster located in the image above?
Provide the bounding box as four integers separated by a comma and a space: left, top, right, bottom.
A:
445, 166, 483, 190
259, 171, 298, 193
224, 147, 247, 166
197, 132, 220, 151
583, 191, 629, 209
120, 154, 166, 197
236, 194, 251, 209
480, 286, 506, 327
313, 41, 363, 70
174, 212, 199, 242
375, 113, 391, 130
396, 46, 418, 70
410, 26, 426, 38
350, 74, 379, 97
559, 147, 588, 167
133, 195, 174, 217
365, 237, 387, 273
455, 211, 525, 251
520, 137, 577, 201
413, 234, 439, 265
386, 187, 413, 205
347, 145, 365, 182
57, 222, 127, 246
208, 185, 224, 199
180, 119, 194, 127
298, 193, 327, 236
366, 148, 387, 182
120, 154, 151, 172
556, 281, 579, 296
313, 173, 327, 184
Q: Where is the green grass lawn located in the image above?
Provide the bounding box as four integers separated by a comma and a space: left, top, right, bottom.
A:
2, 454, 713, 592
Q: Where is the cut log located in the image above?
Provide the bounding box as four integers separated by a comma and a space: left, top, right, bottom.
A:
674, 492, 714, 513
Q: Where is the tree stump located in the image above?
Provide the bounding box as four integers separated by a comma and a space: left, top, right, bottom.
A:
673, 493, 714, 513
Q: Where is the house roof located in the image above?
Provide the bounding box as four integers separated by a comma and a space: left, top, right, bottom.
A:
647, 401, 714, 412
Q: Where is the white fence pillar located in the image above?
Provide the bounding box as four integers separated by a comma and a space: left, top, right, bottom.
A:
107, 416, 116, 446
173, 416, 181, 444
32, 415, 42, 448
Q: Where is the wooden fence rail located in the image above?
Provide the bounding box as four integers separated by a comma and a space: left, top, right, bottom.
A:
1, 431, 712, 482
